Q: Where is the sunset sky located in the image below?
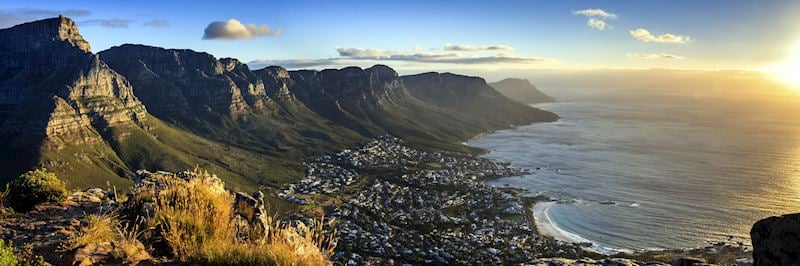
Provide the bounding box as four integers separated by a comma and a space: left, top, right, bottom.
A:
2, 0, 800, 80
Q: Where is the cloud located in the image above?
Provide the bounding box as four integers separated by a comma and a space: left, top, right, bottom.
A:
143, 19, 169, 28
443, 44, 514, 51
627, 53, 685, 59
587, 19, 609, 30
249, 58, 344, 69
79, 19, 131, 28
630, 28, 690, 44
572, 8, 617, 31
202, 19, 281, 40
0, 8, 91, 28
249, 45, 551, 69
572, 9, 618, 19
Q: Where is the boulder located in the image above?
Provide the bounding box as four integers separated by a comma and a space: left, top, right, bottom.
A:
751, 213, 800, 266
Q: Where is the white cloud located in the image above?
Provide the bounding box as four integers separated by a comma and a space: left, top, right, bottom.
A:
587, 19, 609, 30
630, 28, 690, 44
572, 8, 617, 31
202, 19, 281, 40
572, 9, 618, 19
443, 44, 514, 51
250, 45, 551, 69
627, 53, 685, 59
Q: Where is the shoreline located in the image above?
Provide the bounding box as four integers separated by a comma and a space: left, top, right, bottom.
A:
532, 201, 629, 255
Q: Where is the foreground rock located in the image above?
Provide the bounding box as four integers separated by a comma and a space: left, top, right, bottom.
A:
751, 213, 800, 266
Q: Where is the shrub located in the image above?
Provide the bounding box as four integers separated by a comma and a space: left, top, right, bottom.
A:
7, 169, 68, 211
0, 239, 17, 266
128, 169, 335, 265
70, 213, 118, 249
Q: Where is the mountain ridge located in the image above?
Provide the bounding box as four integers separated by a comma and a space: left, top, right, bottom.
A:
489, 78, 555, 104
1, 16, 558, 192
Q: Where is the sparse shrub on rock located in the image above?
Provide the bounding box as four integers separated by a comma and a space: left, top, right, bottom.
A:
124, 168, 336, 265
7, 168, 68, 211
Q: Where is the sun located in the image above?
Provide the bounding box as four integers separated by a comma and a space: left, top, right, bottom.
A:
771, 42, 800, 89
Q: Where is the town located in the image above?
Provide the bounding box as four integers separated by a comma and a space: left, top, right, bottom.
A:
279, 135, 599, 264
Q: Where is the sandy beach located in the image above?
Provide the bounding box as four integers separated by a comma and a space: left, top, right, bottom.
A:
533, 201, 582, 243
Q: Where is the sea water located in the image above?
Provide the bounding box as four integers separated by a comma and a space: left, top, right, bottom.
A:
469, 88, 800, 251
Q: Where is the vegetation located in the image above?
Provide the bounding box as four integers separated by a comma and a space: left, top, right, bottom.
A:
126, 169, 335, 265
0, 240, 16, 266
6, 169, 67, 211
62, 168, 338, 265
70, 213, 118, 249
0, 240, 45, 266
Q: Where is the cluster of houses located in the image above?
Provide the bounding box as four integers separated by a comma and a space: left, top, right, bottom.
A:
278, 136, 594, 264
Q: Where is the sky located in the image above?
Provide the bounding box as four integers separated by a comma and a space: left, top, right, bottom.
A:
2, 0, 800, 80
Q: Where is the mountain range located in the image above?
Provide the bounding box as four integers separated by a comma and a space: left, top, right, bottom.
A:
0, 16, 557, 192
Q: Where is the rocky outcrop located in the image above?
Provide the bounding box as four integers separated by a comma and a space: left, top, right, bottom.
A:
99, 44, 268, 118
253, 66, 296, 101
489, 78, 555, 104
0, 16, 147, 149
751, 213, 800, 266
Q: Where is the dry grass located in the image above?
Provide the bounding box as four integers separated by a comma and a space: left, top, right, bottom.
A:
132, 169, 336, 265
70, 212, 150, 264
70, 213, 118, 249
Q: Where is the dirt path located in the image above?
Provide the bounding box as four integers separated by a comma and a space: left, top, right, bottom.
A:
0, 197, 106, 265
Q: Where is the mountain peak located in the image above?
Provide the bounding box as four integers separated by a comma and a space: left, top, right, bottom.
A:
3, 16, 92, 53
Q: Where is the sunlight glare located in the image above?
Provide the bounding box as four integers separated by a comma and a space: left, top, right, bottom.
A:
772, 42, 800, 89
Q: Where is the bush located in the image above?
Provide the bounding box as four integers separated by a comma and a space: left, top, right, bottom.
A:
128, 169, 335, 265
7, 169, 68, 211
0, 239, 17, 266
70, 213, 118, 249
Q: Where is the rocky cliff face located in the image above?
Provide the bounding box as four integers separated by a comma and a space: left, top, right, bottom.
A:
99, 44, 275, 119
751, 213, 800, 265
0, 16, 147, 148
253, 66, 295, 101
489, 78, 554, 104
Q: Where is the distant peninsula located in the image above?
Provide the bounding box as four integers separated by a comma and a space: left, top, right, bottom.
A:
490, 78, 555, 104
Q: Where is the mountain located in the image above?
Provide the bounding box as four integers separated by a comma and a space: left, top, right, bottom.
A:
0, 17, 297, 191
489, 78, 555, 104
404, 73, 558, 127
99, 44, 364, 157
1, 16, 558, 191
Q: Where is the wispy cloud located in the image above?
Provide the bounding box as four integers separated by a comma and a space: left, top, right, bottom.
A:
249, 58, 344, 69
202, 19, 282, 40
0, 8, 91, 28
250, 45, 551, 69
143, 19, 170, 28
572, 9, 618, 19
573, 8, 617, 31
587, 19, 609, 30
443, 44, 514, 51
627, 53, 685, 59
630, 28, 691, 44
79, 19, 131, 28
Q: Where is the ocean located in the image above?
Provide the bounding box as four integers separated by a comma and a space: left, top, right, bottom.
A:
468, 88, 800, 252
